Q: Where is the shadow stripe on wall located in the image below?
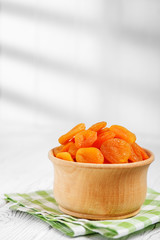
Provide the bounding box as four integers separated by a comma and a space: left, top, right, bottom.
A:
0, 44, 101, 81
1, 87, 80, 121
1, 0, 160, 47
0, 0, 101, 33
1, 44, 159, 104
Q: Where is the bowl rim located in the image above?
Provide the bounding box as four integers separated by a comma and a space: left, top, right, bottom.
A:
48, 148, 154, 169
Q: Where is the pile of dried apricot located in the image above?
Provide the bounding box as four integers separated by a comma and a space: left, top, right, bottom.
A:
53, 122, 149, 164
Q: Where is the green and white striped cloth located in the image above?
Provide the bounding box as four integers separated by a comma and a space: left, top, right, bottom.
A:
4, 188, 160, 239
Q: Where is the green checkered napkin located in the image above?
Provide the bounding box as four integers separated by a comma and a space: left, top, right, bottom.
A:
4, 188, 160, 239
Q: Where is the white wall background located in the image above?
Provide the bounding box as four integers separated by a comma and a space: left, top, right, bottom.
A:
0, 0, 160, 137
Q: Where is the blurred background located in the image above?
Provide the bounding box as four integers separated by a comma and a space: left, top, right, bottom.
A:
0, 0, 160, 191
1, 0, 160, 134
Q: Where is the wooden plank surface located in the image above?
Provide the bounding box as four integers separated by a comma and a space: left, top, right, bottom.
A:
0, 128, 160, 240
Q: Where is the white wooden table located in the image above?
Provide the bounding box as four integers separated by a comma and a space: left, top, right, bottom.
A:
1, 128, 160, 240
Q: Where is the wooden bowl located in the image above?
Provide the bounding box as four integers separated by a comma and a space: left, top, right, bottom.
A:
48, 148, 154, 220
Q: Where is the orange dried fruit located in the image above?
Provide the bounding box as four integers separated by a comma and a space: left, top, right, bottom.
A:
140, 148, 149, 160
58, 142, 78, 159
56, 152, 74, 162
70, 138, 75, 143
129, 145, 141, 162
100, 138, 131, 163
58, 123, 86, 145
68, 142, 78, 159
75, 130, 97, 148
88, 121, 107, 132
97, 127, 109, 135
129, 147, 139, 162
133, 143, 149, 160
109, 125, 136, 144
61, 142, 73, 152
104, 159, 111, 164
129, 143, 142, 162
53, 145, 63, 156
76, 147, 104, 164
92, 131, 115, 148
55, 122, 149, 164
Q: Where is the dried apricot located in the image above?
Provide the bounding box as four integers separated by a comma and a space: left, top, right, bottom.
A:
56, 122, 149, 164
140, 148, 149, 160
92, 131, 115, 148
129, 143, 142, 162
76, 148, 104, 164
110, 125, 136, 144
104, 159, 111, 164
56, 152, 74, 161
133, 143, 149, 160
75, 130, 97, 148
97, 127, 109, 135
129, 145, 141, 162
88, 121, 107, 132
53, 145, 63, 156
58, 142, 78, 159
58, 123, 86, 145
61, 142, 73, 152
68, 142, 78, 159
100, 138, 131, 163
